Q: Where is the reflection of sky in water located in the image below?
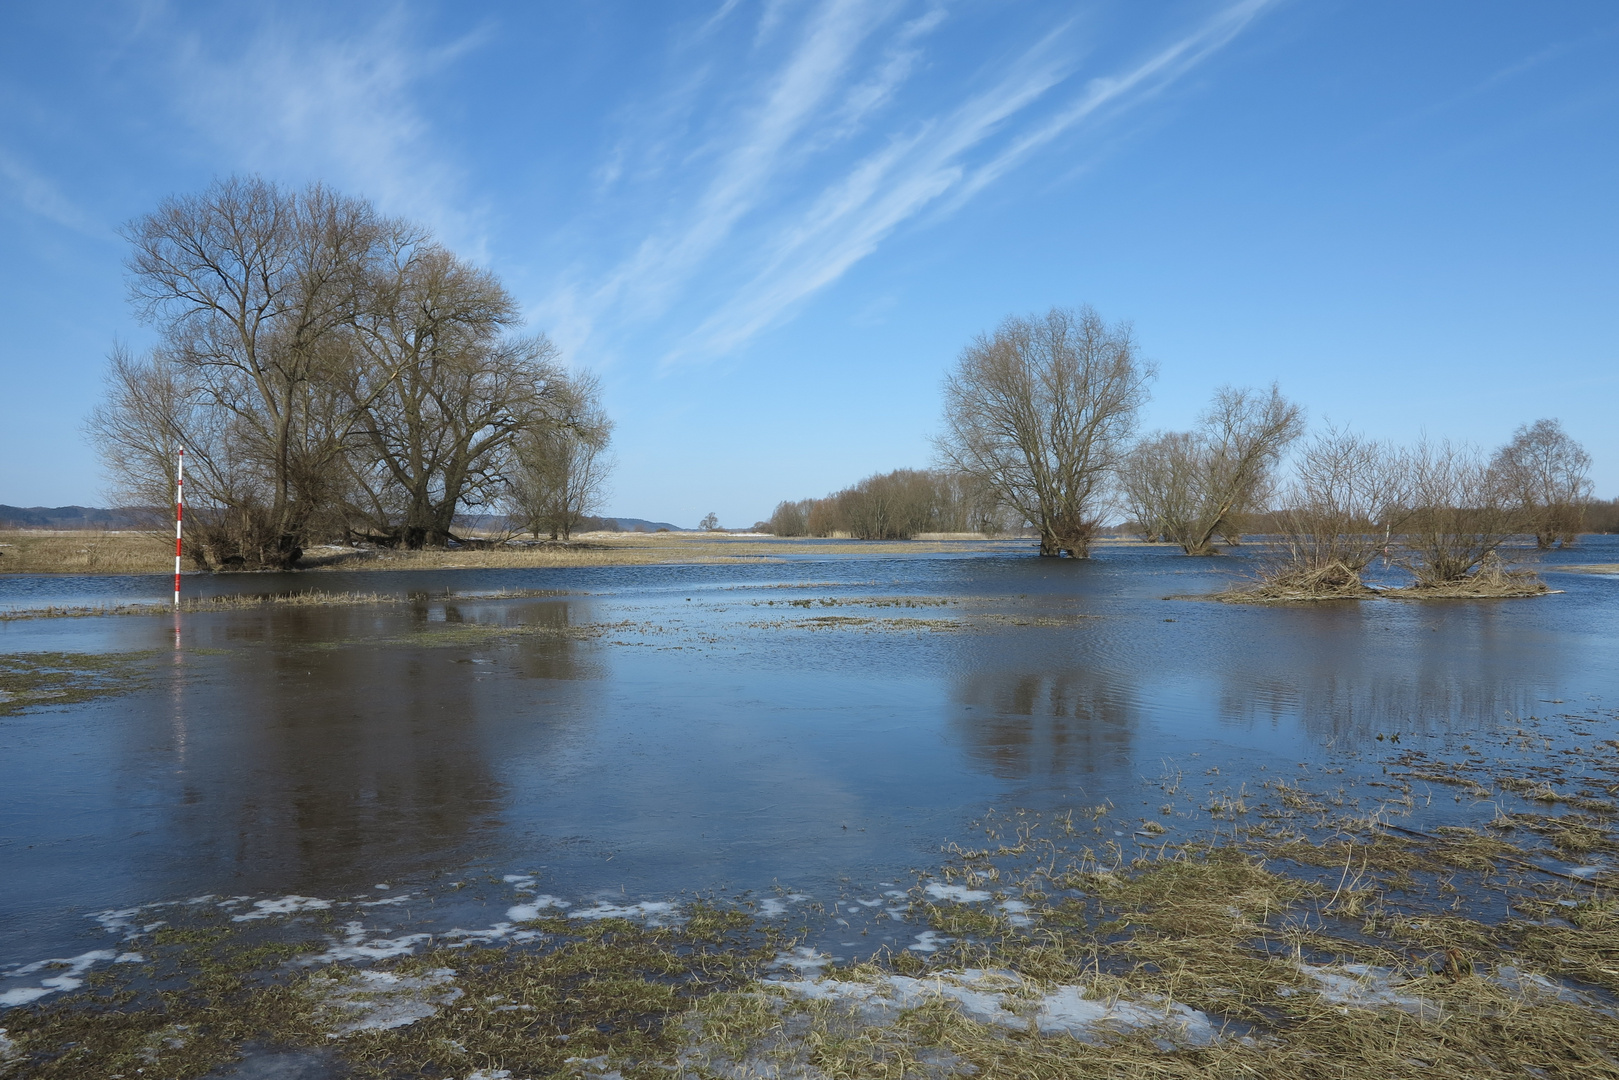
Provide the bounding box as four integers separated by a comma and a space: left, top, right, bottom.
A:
1, 537, 1615, 964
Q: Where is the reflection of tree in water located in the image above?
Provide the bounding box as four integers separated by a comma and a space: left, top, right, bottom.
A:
185, 601, 599, 890
951, 669, 1138, 780
1214, 613, 1556, 745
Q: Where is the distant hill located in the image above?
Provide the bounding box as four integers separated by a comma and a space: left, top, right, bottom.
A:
0, 504, 160, 529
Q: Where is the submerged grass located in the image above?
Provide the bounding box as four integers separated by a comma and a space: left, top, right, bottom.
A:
0, 650, 153, 715
8, 796, 1617, 1078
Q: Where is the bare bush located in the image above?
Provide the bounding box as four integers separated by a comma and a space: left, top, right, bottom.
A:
1489, 418, 1593, 549
938, 306, 1153, 557
1259, 428, 1411, 596
1401, 440, 1522, 587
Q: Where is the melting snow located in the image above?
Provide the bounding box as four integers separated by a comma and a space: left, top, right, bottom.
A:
924, 883, 992, 903
231, 895, 333, 922
507, 895, 570, 921
310, 967, 464, 1035
309, 922, 432, 964
0, 950, 117, 1007
764, 967, 1219, 1048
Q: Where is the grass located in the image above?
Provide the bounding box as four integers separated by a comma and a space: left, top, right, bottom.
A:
0, 528, 1032, 576
0, 530, 174, 574
0, 651, 154, 715
7, 778, 1617, 1078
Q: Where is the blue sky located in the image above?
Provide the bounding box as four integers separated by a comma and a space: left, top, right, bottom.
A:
2, 1, 1615, 526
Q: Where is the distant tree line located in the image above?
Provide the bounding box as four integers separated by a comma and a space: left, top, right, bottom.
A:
763, 469, 1015, 539
88, 177, 611, 569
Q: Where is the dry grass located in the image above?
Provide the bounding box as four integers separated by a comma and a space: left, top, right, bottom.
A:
0, 530, 174, 574
0, 529, 1033, 575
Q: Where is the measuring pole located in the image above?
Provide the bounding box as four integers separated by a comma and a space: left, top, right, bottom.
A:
174, 447, 184, 611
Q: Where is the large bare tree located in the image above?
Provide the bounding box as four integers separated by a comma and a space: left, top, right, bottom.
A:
937, 306, 1153, 557
110, 177, 384, 567
342, 233, 566, 548
1489, 418, 1593, 549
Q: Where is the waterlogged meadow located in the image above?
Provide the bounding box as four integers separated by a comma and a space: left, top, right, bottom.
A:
1, 538, 1617, 1077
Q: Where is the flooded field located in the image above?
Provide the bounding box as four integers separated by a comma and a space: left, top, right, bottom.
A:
2, 537, 1617, 1076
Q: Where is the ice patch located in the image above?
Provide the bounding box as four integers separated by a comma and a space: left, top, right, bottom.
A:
998, 900, 1033, 927
114, 952, 144, 964
1292, 963, 1438, 1017
925, 883, 991, 903
756, 893, 811, 918
1490, 966, 1591, 1004
765, 968, 1219, 1048
231, 895, 333, 922
772, 947, 833, 976
359, 892, 414, 907
0, 950, 116, 1007
309, 922, 432, 964
908, 931, 949, 953
310, 967, 464, 1035
440, 922, 539, 948
467, 1070, 513, 1080
570, 900, 680, 926
507, 895, 570, 921
853, 898, 885, 908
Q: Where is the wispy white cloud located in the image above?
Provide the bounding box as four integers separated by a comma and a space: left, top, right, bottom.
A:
0, 148, 104, 236
165, 9, 488, 255
551, 0, 1275, 367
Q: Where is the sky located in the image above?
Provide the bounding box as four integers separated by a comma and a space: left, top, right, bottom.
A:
1, 1, 1616, 527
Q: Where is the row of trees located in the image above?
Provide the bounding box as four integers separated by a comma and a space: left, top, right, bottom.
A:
765, 468, 1013, 540
793, 304, 1597, 592
89, 178, 611, 568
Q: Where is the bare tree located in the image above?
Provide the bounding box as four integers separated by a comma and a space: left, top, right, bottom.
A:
343, 233, 566, 548
1119, 431, 1199, 543
937, 306, 1153, 557
1169, 386, 1304, 554
113, 178, 385, 567
1402, 440, 1522, 587
1262, 427, 1411, 594
699, 512, 721, 531
508, 373, 614, 541
769, 499, 811, 537
1489, 418, 1593, 549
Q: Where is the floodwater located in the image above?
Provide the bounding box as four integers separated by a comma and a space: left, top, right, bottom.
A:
2, 538, 1617, 976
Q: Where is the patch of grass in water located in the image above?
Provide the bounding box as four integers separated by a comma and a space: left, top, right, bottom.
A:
0, 651, 154, 716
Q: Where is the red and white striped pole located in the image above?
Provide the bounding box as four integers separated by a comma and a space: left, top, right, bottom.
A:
174, 446, 184, 611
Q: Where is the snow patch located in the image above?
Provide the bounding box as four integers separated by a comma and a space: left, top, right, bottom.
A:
231, 895, 333, 922
764, 968, 1219, 1048
908, 931, 949, 953
925, 883, 991, 903
756, 893, 812, 918
0, 950, 116, 1007
309, 922, 432, 963
570, 900, 680, 925
507, 895, 570, 921
310, 967, 464, 1035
